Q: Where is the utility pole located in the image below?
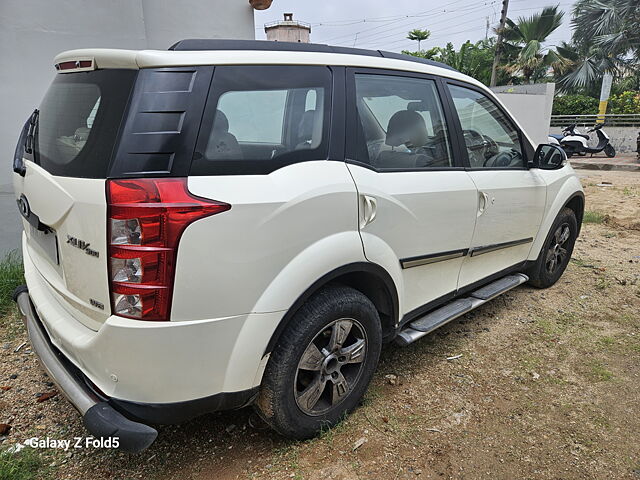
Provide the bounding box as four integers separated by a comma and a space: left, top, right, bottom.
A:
485, 16, 490, 40
490, 0, 510, 87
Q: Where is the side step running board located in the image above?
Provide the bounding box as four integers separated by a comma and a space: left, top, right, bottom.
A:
396, 273, 528, 346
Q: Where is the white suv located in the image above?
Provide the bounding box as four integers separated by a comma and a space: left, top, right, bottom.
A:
12, 40, 583, 452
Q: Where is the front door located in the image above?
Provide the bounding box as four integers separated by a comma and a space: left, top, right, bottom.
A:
345, 70, 478, 316
444, 82, 547, 288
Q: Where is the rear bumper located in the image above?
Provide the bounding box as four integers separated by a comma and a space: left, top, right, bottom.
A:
13, 286, 258, 452
13, 287, 157, 453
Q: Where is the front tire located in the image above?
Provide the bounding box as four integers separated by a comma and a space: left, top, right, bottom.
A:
526, 208, 578, 288
255, 285, 382, 439
604, 144, 616, 158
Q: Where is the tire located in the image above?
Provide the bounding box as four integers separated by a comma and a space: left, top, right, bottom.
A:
255, 285, 382, 439
526, 207, 578, 289
604, 144, 616, 158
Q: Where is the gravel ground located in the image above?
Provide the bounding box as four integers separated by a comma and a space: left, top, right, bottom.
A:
1, 170, 639, 479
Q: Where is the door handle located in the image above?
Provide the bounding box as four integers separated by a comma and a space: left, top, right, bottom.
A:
477, 191, 489, 216
360, 195, 377, 228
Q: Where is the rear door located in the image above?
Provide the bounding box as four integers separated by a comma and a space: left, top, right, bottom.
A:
13, 68, 137, 330
444, 82, 547, 288
345, 69, 478, 317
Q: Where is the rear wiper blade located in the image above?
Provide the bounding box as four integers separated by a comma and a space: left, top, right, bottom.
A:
14, 109, 38, 176
24, 108, 39, 154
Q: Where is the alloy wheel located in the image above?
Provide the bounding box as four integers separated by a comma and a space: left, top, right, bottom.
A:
545, 222, 571, 274
294, 318, 367, 416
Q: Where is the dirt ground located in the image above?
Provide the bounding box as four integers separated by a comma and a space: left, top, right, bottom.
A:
1, 170, 639, 480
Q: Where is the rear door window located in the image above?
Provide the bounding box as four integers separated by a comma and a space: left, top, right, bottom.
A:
350, 73, 454, 169
191, 66, 331, 176
35, 70, 137, 178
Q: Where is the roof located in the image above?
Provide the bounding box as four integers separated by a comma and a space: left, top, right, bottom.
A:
169, 39, 458, 72
53, 39, 484, 89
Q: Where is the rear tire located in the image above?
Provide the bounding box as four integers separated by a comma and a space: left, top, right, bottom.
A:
255, 285, 382, 439
526, 208, 578, 288
604, 144, 616, 158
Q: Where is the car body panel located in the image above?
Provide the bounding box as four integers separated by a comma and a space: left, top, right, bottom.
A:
175, 161, 361, 319
458, 169, 547, 287
346, 165, 478, 315
14, 162, 110, 331
528, 164, 584, 261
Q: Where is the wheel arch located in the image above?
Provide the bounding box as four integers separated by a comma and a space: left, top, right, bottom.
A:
529, 176, 584, 261
263, 262, 399, 355
564, 192, 585, 235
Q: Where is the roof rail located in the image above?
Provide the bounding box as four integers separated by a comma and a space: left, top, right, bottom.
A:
168, 39, 458, 72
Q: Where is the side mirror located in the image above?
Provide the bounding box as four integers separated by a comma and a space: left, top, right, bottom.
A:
531, 143, 567, 170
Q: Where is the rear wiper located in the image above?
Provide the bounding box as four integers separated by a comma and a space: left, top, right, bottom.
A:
13, 109, 38, 176
24, 108, 39, 154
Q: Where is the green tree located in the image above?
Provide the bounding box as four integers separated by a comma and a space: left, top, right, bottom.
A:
501, 5, 566, 83
407, 29, 430, 51
437, 40, 496, 86
558, 0, 640, 92
554, 40, 615, 92
403, 39, 510, 86
573, 0, 640, 61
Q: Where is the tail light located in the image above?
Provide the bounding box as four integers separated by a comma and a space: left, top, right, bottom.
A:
107, 178, 230, 321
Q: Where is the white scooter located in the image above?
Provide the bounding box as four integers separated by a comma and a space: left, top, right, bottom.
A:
549, 123, 616, 158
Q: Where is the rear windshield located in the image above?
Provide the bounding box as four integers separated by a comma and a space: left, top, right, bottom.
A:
35, 70, 136, 178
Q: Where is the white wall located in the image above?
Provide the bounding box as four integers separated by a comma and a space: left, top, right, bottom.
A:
0, 0, 255, 191
491, 83, 555, 147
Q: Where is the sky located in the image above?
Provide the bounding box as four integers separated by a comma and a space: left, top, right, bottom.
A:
254, 0, 575, 53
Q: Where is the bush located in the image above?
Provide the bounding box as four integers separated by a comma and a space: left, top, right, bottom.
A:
0, 448, 47, 480
552, 94, 599, 115
0, 250, 24, 316
608, 91, 640, 114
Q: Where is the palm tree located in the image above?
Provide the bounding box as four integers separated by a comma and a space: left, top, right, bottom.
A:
407, 29, 430, 51
572, 0, 640, 61
560, 0, 640, 91
555, 40, 619, 92
501, 5, 566, 83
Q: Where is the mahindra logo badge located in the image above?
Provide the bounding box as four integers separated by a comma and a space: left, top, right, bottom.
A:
17, 194, 30, 219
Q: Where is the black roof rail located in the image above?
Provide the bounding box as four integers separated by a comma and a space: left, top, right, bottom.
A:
168, 39, 458, 73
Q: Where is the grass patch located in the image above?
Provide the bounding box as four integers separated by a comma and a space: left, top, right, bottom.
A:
588, 361, 614, 382
598, 336, 616, 348
0, 448, 48, 480
0, 250, 24, 316
595, 277, 610, 291
582, 211, 606, 224
536, 312, 576, 338
570, 257, 598, 269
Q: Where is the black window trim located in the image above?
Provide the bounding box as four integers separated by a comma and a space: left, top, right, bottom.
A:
344, 67, 468, 173
442, 78, 535, 171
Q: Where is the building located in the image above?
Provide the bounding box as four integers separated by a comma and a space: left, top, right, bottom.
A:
0, 0, 271, 256
265, 13, 311, 43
